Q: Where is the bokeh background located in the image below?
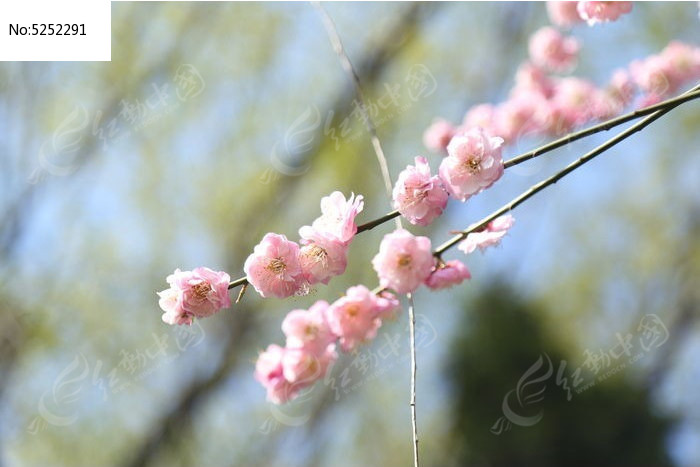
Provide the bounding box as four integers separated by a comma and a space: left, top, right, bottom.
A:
1, 2, 699, 466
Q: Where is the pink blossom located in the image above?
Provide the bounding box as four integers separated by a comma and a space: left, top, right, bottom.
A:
547, 77, 605, 132
528, 27, 580, 73
423, 119, 456, 153
630, 55, 673, 99
244, 233, 304, 298
158, 267, 231, 325
608, 69, 636, 106
301, 191, 364, 244
254, 344, 300, 404
439, 127, 505, 200
495, 95, 548, 142
282, 345, 337, 384
546, 1, 584, 27
512, 62, 555, 99
628, 43, 700, 102
325, 285, 386, 352
661, 41, 700, 90
462, 104, 498, 132
298, 230, 348, 285
424, 260, 472, 290
577, 1, 633, 26
282, 301, 336, 354
372, 229, 435, 294
459, 214, 515, 255
392, 156, 449, 226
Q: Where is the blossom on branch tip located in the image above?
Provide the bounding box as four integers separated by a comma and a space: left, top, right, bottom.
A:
372, 229, 435, 294
393, 156, 449, 226
577, 1, 633, 26
439, 127, 505, 201
424, 260, 472, 290
244, 233, 304, 298
301, 191, 364, 244
158, 267, 231, 326
459, 214, 515, 255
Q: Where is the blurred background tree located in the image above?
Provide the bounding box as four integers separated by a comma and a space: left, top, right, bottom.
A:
0, 2, 698, 466
445, 282, 672, 467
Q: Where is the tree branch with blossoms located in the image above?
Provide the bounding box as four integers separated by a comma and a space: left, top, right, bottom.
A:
221, 83, 700, 292
154, 1, 700, 464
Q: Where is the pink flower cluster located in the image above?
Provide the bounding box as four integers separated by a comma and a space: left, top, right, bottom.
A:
256, 286, 399, 404
158, 267, 231, 325
630, 41, 700, 104
244, 192, 363, 298
423, 37, 700, 151
398, 126, 505, 226
256, 211, 517, 403
546, 2, 632, 28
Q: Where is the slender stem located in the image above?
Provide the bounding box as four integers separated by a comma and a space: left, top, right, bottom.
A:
434, 85, 698, 256
228, 276, 248, 290
408, 294, 420, 467
357, 209, 401, 233
315, 7, 419, 467
504, 85, 700, 169
313, 1, 402, 230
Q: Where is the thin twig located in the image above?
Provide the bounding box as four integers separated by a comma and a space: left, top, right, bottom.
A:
228, 276, 248, 290
408, 294, 420, 467
313, 1, 400, 229
434, 84, 700, 256
314, 4, 420, 466
357, 209, 401, 233
235, 283, 248, 304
